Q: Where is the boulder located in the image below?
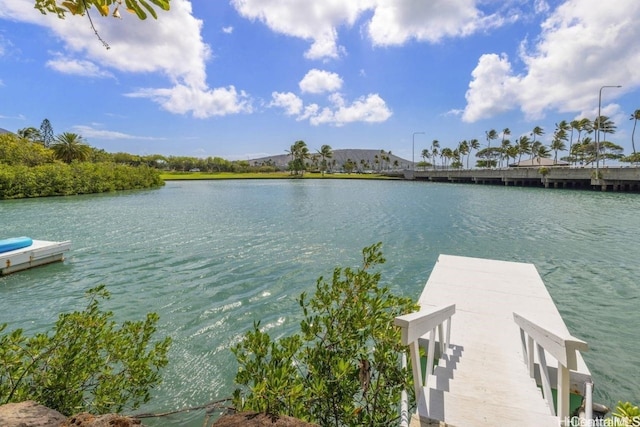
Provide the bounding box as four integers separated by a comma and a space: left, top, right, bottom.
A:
61, 413, 142, 427
0, 401, 66, 427
213, 411, 318, 427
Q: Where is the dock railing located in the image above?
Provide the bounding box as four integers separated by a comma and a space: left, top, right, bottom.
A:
394, 305, 456, 404
513, 312, 589, 421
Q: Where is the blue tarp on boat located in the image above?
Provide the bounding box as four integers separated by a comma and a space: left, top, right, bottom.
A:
0, 236, 33, 254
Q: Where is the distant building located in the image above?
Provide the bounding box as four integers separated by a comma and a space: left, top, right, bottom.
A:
509, 157, 569, 167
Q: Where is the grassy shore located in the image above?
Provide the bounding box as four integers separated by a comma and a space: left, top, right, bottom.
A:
161, 171, 401, 180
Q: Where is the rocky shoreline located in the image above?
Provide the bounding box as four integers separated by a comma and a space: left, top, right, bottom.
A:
0, 401, 319, 427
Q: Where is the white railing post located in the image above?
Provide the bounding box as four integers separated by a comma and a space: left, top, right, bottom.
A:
513, 312, 589, 423
585, 381, 594, 422
537, 343, 556, 416
409, 340, 422, 398
400, 352, 410, 427
395, 304, 456, 414
558, 362, 570, 419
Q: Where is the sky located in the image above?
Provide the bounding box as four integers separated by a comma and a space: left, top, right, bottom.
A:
0, 0, 639, 162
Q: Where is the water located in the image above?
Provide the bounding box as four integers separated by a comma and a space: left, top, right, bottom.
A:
1, 180, 639, 424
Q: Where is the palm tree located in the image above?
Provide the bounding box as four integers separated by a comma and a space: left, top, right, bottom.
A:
500, 138, 512, 168
535, 145, 551, 164
506, 145, 519, 167
600, 141, 624, 165
630, 109, 640, 160
51, 132, 92, 163
594, 116, 617, 166
530, 140, 543, 164
551, 122, 569, 164
431, 140, 440, 169
485, 129, 498, 168
420, 148, 430, 171
457, 140, 469, 169
516, 135, 531, 163
441, 147, 454, 169
550, 131, 567, 164
531, 126, 544, 145
317, 144, 333, 176
467, 139, 479, 169
287, 140, 310, 176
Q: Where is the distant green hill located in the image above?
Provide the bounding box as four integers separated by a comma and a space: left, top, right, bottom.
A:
249, 149, 412, 171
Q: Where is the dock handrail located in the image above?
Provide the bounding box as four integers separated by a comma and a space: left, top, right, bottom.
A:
395, 304, 456, 399
513, 312, 589, 421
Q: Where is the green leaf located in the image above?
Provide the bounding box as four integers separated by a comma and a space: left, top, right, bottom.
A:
148, 0, 170, 11
124, 0, 147, 20
137, 0, 157, 19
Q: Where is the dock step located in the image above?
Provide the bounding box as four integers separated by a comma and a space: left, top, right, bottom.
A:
415, 343, 557, 427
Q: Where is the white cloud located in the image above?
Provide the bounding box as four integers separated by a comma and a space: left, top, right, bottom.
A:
269, 91, 303, 115
71, 125, 164, 140
46, 57, 114, 78
222, 26, 234, 34
127, 85, 252, 118
462, 53, 518, 122
299, 69, 343, 94
318, 93, 392, 126
0, 0, 252, 118
366, 0, 502, 46
230, 0, 363, 60
230, 0, 510, 60
462, 0, 640, 122
270, 90, 392, 126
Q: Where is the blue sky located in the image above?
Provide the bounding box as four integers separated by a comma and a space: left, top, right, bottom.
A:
0, 0, 639, 161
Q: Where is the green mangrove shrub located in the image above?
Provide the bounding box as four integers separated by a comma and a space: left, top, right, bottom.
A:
232, 243, 418, 426
0, 162, 164, 199
0, 285, 171, 415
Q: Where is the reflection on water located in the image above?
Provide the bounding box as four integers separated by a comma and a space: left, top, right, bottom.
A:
1, 180, 639, 425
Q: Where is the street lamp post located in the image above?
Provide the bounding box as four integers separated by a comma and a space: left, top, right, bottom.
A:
412, 132, 425, 171
595, 85, 622, 179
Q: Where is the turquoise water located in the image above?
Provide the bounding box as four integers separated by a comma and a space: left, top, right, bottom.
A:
1, 180, 639, 424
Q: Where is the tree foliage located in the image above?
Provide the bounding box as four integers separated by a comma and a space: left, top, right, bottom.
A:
35, 0, 170, 20
0, 285, 171, 415
232, 243, 418, 426
287, 140, 310, 176
40, 119, 54, 148
0, 162, 164, 199
0, 133, 163, 199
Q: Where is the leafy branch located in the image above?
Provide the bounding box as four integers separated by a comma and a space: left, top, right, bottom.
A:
0, 285, 171, 415
232, 243, 418, 426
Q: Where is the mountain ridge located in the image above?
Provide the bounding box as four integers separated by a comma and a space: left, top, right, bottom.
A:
249, 148, 412, 170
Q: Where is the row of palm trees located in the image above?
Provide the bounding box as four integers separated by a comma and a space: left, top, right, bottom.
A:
419, 110, 640, 170
286, 142, 405, 174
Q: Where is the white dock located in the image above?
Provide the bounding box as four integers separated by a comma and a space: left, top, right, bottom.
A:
396, 255, 592, 427
0, 240, 71, 275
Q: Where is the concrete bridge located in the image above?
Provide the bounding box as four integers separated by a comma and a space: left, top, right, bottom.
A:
399, 166, 640, 192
